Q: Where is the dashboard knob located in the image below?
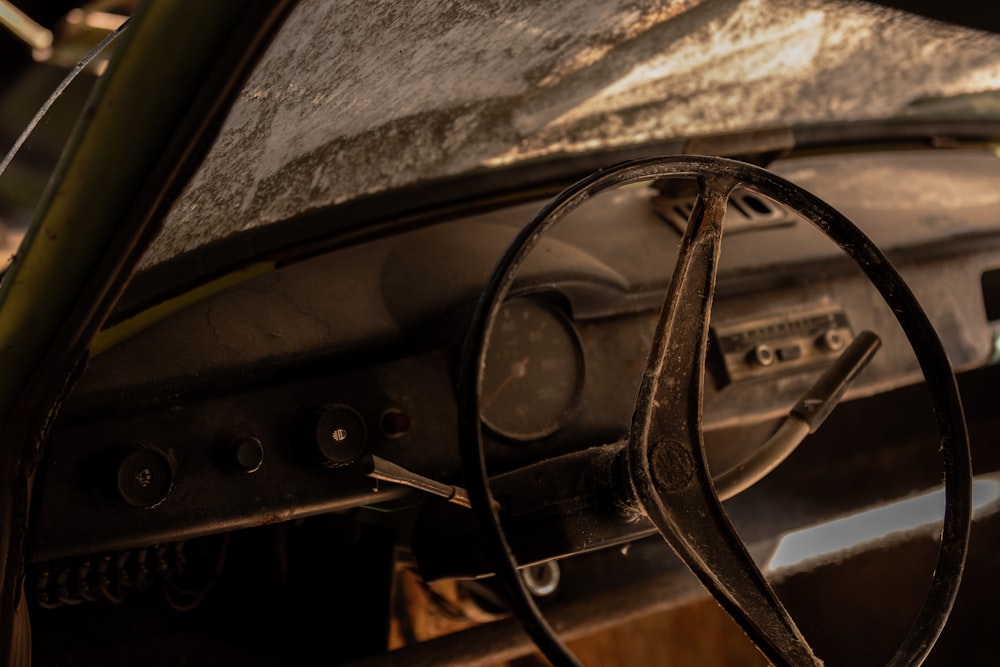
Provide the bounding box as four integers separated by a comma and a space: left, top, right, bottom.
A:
819, 329, 847, 352
231, 436, 264, 473
749, 343, 776, 367
116, 445, 173, 508
313, 404, 367, 467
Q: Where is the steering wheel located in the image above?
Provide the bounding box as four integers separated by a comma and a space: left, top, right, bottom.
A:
456, 156, 972, 666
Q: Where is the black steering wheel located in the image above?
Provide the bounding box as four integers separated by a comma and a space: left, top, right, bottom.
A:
456, 156, 972, 666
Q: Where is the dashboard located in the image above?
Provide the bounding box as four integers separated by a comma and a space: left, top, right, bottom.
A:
26, 148, 1000, 578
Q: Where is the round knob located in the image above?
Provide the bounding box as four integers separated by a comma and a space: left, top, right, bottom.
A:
116, 445, 173, 508
313, 405, 367, 467
749, 343, 775, 367
231, 436, 264, 473
819, 329, 846, 352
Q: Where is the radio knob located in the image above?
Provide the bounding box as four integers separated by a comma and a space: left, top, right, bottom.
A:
749, 343, 775, 367
819, 329, 846, 352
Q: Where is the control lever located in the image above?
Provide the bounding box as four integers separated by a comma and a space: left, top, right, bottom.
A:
363, 455, 499, 511
714, 330, 881, 499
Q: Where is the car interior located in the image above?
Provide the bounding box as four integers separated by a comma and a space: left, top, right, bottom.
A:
3, 1, 1000, 666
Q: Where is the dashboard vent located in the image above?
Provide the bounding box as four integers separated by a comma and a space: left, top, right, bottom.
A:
652, 186, 796, 235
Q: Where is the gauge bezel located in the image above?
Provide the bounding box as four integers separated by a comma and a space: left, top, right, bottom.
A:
479, 295, 586, 443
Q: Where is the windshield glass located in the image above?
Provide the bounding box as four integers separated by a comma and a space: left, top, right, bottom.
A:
144, 0, 1000, 266
36, 1, 1000, 267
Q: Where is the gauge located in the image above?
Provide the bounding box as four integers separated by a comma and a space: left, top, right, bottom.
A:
480, 297, 585, 442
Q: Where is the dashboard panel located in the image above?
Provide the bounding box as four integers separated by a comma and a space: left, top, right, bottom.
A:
27, 148, 1000, 567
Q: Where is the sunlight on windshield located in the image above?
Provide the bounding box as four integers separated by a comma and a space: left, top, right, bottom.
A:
485, 0, 1000, 166
139, 0, 1000, 268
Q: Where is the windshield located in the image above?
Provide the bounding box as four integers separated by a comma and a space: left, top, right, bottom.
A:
140, 0, 1000, 268
4, 1, 1000, 270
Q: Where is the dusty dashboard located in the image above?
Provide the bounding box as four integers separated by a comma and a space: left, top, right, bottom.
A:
26, 148, 1000, 567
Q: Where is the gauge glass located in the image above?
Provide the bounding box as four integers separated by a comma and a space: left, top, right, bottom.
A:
480, 298, 584, 441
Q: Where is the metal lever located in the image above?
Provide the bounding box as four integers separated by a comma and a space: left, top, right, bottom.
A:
364, 455, 498, 511
715, 330, 882, 499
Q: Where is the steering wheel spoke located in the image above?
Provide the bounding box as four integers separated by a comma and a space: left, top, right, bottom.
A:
628, 176, 732, 454
626, 176, 822, 667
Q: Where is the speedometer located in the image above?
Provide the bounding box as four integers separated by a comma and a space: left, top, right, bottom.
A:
480, 297, 585, 442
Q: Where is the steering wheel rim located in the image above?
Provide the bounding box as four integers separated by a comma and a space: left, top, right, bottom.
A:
456, 155, 972, 667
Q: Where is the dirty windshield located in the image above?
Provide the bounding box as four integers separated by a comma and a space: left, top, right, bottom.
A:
140, 0, 1000, 267
4, 1, 1000, 268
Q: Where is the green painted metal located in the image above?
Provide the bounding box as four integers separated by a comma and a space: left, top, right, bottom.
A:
0, 1, 289, 661
0, 0, 249, 430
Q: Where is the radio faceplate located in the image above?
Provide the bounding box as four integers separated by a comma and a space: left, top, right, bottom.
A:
712, 307, 853, 385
